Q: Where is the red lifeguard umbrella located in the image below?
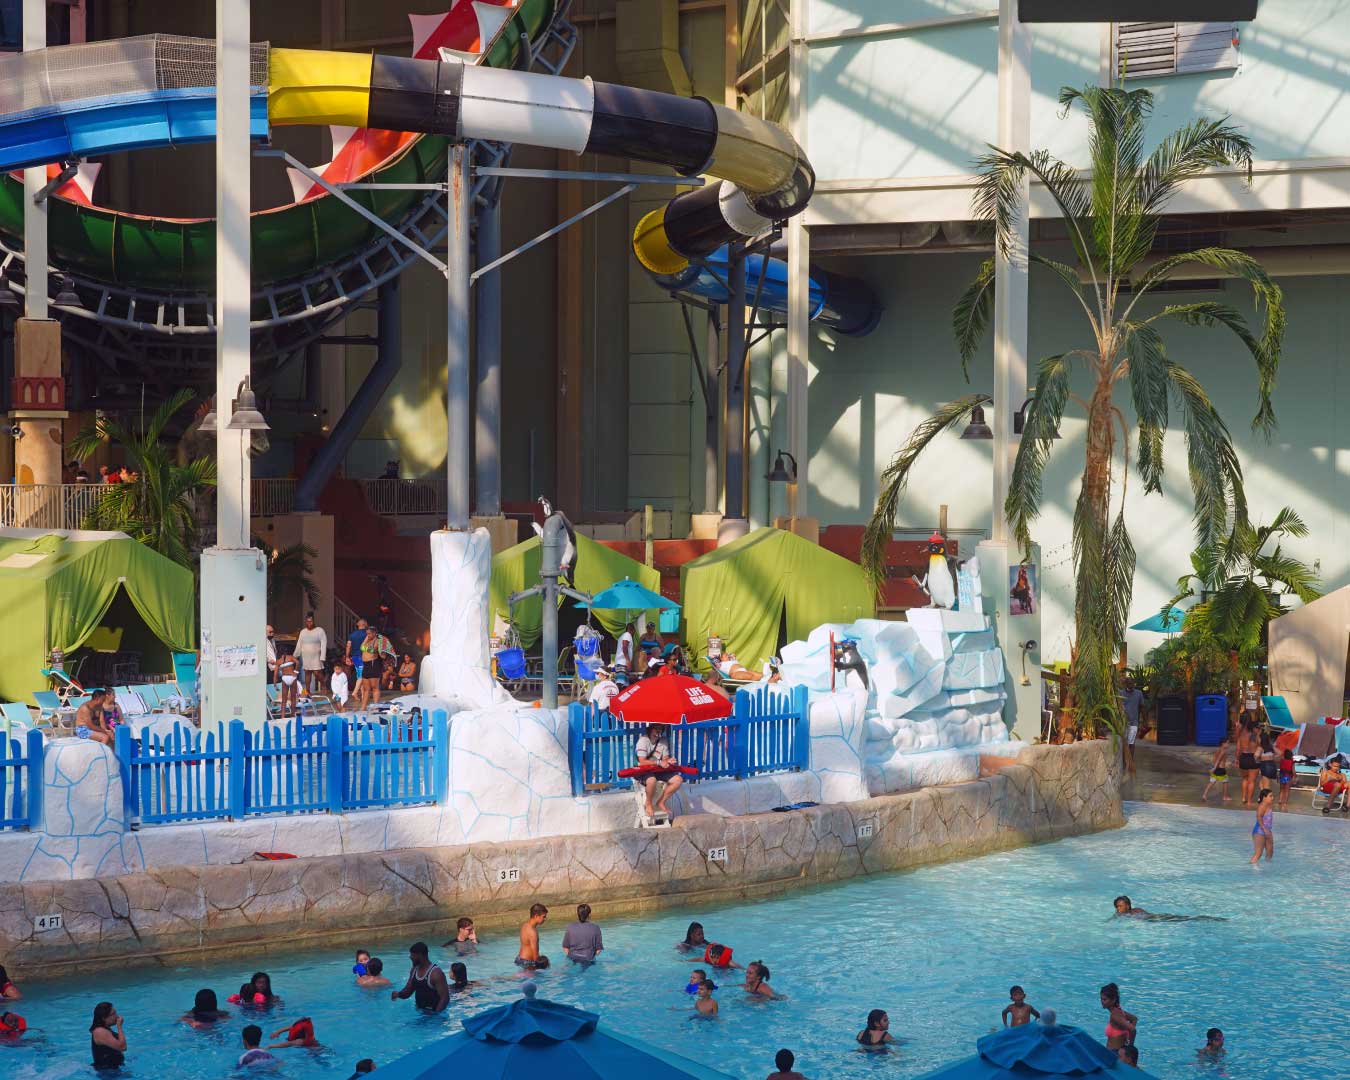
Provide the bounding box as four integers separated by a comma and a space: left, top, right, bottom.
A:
612, 675, 733, 725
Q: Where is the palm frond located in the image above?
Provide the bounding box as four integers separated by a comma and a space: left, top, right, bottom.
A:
1125, 247, 1284, 433
953, 258, 996, 378
861, 395, 989, 591
1139, 116, 1254, 218
1030, 253, 1101, 332
1121, 322, 1169, 494
1005, 354, 1073, 557
1167, 360, 1245, 550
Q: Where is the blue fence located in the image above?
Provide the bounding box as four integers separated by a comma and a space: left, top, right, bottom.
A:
568, 683, 809, 796
0, 729, 43, 830
114, 712, 448, 826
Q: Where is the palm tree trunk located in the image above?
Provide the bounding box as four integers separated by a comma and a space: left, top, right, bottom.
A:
1071, 378, 1118, 730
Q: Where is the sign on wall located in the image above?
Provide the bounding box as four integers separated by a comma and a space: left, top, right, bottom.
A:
216, 644, 259, 679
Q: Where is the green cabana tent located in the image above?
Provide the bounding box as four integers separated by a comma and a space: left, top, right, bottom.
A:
0, 528, 196, 704
679, 527, 874, 670
490, 533, 661, 647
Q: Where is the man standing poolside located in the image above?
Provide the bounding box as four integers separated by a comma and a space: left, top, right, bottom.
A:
345, 617, 369, 679
516, 903, 550, 969
561, 904, 603, 964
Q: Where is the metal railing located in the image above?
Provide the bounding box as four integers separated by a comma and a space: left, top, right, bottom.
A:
0, 483, 105, 530
252, 477, 296, 517
334, 596, 362, 648
359, 477, 447, 516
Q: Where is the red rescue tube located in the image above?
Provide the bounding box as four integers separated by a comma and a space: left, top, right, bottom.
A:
616, 763, 699, 779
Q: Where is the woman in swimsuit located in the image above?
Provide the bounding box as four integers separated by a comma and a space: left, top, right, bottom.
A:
744, 961, 776, 999
0, 964, 20, 1000
90, 1001, 127, 1070
1250, 787, 1274, 864
1100, 983, 1136, 1051
1256, 732, 1278, 787
181, 988, 228, 1028
1201, 736, 1232, 803
1236, 718, 1260, 806
857, 1009, 895, 1049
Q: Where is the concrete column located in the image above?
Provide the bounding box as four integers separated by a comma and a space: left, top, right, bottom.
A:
977, 540, 1043, 742
11, 320, 65, 488
200, 0, 265, 731
786, 0, 811, 524
992, 0, 1031, 543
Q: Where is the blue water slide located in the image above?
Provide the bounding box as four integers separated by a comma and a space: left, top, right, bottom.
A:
652, 244, 881, 337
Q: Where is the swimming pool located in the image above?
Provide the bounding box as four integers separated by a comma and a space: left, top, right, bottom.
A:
2, 801, 1338, 1078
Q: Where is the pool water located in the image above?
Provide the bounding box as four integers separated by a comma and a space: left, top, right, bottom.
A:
3, 801, 1342, 1079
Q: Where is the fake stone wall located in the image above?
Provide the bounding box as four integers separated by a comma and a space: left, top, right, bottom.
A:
0, 740, 1121, 973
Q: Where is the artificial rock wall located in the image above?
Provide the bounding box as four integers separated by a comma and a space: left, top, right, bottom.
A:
0, 740, 1121, 972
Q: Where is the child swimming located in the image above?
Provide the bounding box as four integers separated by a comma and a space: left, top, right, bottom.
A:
702, 942, 743, 970
356, 958, 390, 988
353, 949, 371, 977
1002, 985, 1039, 1027
685, 969, 707, 995
694, 979, 718, 1017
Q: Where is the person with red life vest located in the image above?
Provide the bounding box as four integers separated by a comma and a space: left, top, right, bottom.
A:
267, 1016, 321, 1049
701, 942, 743, 971
0, 1010, 26, 1038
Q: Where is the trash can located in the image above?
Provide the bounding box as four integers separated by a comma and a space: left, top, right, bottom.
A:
1156, 695, 1189, 746
1195, 694, 1228, 746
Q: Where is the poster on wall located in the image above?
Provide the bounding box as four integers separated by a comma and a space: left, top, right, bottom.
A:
1009, 563, 1038, 616
216, 644, 258, 679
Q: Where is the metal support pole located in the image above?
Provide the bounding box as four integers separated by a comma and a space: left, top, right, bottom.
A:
705, 313, 720, 512
216, 0, 251, 546
446, 145, 472, 530
540, 513, 562, 709
474, 196, 502, 517
993, 0, 1031, 543
23, 0, 46, 321
723, 243, 747, 522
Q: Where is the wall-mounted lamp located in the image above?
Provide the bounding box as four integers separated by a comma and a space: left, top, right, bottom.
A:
1018, 638, 1038, 686
52, 274, 82, 308
1013, 396, 1061, 438
766, 449, 798, 483
0, 273, 19, 311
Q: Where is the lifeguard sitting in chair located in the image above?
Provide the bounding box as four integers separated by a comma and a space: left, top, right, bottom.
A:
617, 723, 698, 825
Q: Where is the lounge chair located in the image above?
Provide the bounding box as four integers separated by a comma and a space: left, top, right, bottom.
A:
1, 701, 34, 731
1312, 776, 1348, 812
1263, 695, 1297, 730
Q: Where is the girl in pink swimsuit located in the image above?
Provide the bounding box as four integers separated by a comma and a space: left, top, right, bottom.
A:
1100, 982, 1136, 1051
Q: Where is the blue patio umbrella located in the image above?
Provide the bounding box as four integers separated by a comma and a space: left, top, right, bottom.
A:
1129, 607, 1186, 634
372, 985, 736, 1079
576, 576, 678, 612
914, 1019, 1159, 1080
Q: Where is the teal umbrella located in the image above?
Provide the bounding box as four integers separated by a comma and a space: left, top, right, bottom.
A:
575, 577, 678, 611
914, 1019, 1158, 1080
372, 984, 735, 1079
1129, 607, 1185, 634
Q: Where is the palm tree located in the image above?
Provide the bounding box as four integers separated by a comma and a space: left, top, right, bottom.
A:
862, 85, 1286, 733
1168, 506, 1320, 659
254, 538, 321, 619
70, 389, 217, 567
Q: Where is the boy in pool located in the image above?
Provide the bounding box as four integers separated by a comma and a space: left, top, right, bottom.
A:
356, 958, 390, 988
353, 948, 371, 977
443, 916, 478, 954
1002, 985, 1040, 1026
268, 1017, 322, 1050
238, 1025, 277, 1068
702, 942, 743, 970
686, 969, 707, 994
1198, 1028, 1225, 1059
1113, 896, 1148, 917
694, 979, 718, 1017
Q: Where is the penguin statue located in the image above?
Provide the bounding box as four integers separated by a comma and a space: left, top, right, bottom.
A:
832, 639, 870, 691
923, 530, 956, 609
531, 497, 579, 588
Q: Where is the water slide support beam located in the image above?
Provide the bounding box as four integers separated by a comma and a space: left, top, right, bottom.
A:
22, 0, 45, 321
294, 279, 402, 513
446, 144, 472, 531
474, 196, 502, 517
722, 241, 746, 524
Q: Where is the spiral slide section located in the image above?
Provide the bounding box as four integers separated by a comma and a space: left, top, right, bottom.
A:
653, 243, 881, 337
0, 33, 815, 300
0, 1, 557, 294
